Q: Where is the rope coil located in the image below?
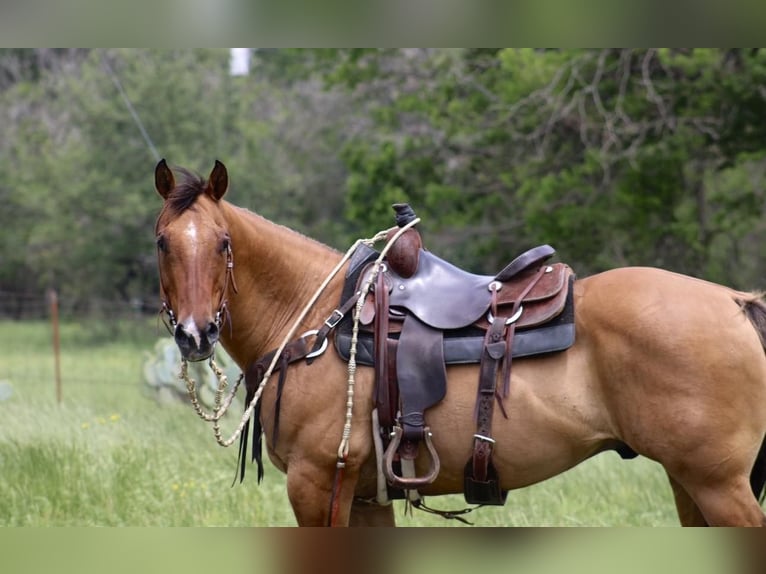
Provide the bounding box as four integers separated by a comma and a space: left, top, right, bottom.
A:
335, 218, 420, 460
178, 220, 418, 451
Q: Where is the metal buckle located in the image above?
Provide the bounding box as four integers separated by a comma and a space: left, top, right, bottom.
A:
303, 329, 329, 359
162, 302, 177, 328
486, 304, 524, 326
214, 301, 228, 328
324, 309, 344, 329
473, 433, 496, 444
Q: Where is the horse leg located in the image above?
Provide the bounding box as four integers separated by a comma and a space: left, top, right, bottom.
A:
666, 473, 708, 526
285, 462, 392, 526
663, 436, 765, 526
286, 462, 356, 526
349, 500, 396, 526
678, 474, 766, 526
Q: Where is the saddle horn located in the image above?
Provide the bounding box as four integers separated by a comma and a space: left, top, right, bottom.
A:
385, 203, 422, 278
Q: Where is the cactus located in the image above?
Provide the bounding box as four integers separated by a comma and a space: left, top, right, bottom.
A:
0, 380, 13, 401
142, 338, 241, 412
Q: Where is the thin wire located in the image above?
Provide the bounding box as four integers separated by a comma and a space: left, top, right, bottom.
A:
101, 52, 161, 163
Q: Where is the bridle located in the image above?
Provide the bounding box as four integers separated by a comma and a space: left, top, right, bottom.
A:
158, 239, 239, 337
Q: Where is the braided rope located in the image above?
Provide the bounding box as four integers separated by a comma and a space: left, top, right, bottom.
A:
182, 359, 244, 422
336, 218, 420, 461
179, 226, 396, 448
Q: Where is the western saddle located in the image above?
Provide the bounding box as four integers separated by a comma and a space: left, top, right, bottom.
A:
331, 204, 576, 505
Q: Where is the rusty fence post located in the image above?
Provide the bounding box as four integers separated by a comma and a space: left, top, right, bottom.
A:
47, 289, 62, 404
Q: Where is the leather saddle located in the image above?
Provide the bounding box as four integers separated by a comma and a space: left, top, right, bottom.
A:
358, 248, 570, 331
332, 208, 576, 505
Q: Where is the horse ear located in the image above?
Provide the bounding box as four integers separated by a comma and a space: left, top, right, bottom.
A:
207, 160, 229, 201
155, 159, 175, 199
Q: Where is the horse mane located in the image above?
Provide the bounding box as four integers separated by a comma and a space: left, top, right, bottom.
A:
155, 167, 339, 258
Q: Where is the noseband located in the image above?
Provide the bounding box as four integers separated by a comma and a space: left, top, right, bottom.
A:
159, 241, 239, 337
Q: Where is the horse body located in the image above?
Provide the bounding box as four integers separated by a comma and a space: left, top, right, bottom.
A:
155, 160, 766, 526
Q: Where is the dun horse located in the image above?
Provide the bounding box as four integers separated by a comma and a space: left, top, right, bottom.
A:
154, 159, 766, 526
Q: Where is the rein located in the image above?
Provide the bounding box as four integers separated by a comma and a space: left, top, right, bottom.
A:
167, 219, 423, 525
170, 224, 405, 446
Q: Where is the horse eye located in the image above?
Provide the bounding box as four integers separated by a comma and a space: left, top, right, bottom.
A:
156, 236, 167, 252
221, 237, 230, 252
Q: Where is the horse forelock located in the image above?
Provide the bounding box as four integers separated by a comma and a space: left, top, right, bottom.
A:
157, 167, 208, 228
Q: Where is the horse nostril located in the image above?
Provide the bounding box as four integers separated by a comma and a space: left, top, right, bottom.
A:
174, 324, 194, 348
173, 321, 217, 361
204, 322, 219, 343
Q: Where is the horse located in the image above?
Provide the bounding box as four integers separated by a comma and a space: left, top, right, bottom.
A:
153, 159, 766, 526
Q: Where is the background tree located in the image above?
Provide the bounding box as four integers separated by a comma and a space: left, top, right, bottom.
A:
323, 48, 766, 285
0, 48, 357, 313
2, 48, 766, 318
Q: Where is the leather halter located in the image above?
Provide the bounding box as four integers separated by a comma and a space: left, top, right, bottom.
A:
158, 241, 238, 336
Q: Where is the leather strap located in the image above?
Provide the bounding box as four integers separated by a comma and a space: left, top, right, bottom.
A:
373, 271, 391, 428
499, 264, 548, 397
380, 338, 398, 429
472, 319, 507, 482
467, 264, 550, 490
307, 290, 363, 364
236, 278, 374, 484
236, 336, 314, 484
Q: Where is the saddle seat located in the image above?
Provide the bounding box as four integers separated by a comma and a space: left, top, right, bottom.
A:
359, 245, 569, 333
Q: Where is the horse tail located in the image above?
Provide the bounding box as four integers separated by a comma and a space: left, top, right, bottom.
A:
737, 293, 766, 503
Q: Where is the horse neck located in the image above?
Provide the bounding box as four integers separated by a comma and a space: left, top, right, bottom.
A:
220, 202, 344, 366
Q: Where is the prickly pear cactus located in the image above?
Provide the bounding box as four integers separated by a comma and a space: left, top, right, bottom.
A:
142, 338, 241, 412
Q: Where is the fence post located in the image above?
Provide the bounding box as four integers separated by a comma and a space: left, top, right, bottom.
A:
48, 289, 62, 404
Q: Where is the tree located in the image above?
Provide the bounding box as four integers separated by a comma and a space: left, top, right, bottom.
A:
322, 49, 766, 287
0, 49, 359, 313
3, 49, 766, 318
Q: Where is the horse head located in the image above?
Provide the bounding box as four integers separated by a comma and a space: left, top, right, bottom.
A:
154, 159, 236, 362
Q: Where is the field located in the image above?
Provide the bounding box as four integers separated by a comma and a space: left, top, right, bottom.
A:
0, 319, 680, 526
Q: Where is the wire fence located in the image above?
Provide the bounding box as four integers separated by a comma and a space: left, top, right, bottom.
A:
0, 290, 172, 403
0, 289, 159, 321
0, 289, 243, 417
0, 289, 49, 320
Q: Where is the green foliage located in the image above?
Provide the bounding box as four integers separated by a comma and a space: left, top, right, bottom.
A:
326, 48, 766, 286
3, 48, 766, 313
0, 49, 357, 310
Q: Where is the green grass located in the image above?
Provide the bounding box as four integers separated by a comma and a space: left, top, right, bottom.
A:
0, 319, 678, 526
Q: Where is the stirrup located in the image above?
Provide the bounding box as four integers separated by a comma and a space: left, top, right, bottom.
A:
383, 425, 440, 489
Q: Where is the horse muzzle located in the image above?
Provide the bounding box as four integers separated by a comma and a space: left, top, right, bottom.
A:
174, 320, 219, 362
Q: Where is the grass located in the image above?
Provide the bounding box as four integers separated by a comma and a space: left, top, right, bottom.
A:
0, 319, 679, 526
